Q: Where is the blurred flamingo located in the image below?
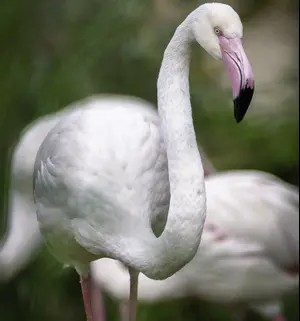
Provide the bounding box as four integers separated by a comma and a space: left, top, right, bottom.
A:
0, 111, 61, 280
91, 170, 299, 321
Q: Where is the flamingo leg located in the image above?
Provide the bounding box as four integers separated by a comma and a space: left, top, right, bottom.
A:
80, 275, 94, 321
128, 268, 139, 321
90, 275, 106, 321
80, 274, 106, 321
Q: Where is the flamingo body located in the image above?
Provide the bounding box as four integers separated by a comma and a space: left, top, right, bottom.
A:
33, 95, 170, 275
0, 95, 162, 280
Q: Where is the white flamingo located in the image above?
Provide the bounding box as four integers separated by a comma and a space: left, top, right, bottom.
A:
91, 171, 299, 321
32, 3, 254, 321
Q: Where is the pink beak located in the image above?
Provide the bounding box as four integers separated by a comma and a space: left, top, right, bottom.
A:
219, 36, 254, 123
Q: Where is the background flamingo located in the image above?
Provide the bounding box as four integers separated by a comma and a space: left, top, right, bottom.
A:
0, 114, 60, 280
91, 170, 299, 321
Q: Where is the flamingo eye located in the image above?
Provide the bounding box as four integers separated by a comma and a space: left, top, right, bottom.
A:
214, 27, 221, 35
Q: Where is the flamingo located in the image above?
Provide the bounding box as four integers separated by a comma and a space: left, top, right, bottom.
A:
32, 3, 254, 321
91, 171, 299, 321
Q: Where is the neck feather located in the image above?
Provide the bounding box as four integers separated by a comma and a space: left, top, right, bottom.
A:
118, 14, 206, 280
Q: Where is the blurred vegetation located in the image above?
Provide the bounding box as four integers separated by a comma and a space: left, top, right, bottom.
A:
0, 0, 298, 320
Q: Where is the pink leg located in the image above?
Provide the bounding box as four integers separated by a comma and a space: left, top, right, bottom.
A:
80, 274, 106, 321
128, 268, 139, 321
90, 276, 106, 321
272, 314, 286, 321
80, 275, 94, 321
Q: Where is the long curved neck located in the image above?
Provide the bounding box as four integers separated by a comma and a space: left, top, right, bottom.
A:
119, 14, 206, 280
155, 15, 206, 276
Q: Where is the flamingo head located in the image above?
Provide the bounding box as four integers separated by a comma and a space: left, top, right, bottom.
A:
192, 3, 255, 122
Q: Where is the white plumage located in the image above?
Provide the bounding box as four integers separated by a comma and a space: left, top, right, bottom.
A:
33, 94, 201, 274
91, 170, 299, 320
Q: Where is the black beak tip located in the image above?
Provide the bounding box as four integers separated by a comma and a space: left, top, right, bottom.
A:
233, 86, 254, 123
